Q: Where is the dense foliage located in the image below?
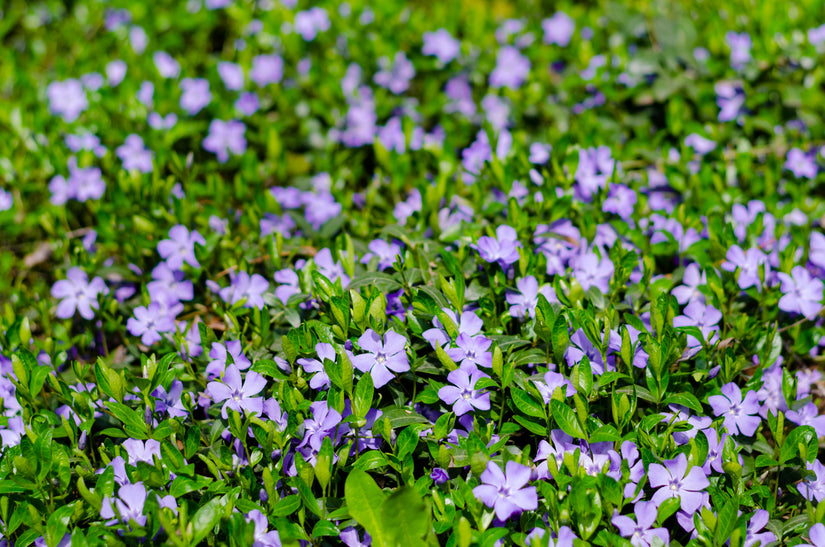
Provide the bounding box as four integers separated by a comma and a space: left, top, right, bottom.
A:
2, 0, 825, 545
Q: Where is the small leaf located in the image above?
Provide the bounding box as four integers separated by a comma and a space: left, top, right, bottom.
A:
551, 400, 586, 439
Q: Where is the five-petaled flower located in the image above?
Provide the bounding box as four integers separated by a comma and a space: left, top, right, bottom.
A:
708, 382, 761, 436
438, 366, 491, 415
157, 225, 206, 270
473, 461, 538, 521
647, 453, 709, 513
51, 267, 108, 320
207, 364, 266, 418
350, 329, 409, 388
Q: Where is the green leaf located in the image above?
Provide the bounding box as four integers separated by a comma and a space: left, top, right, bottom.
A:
663, 392, 703, 413
381, 487, 430, 547
381, 407, 430, 428
510, 389, 545, 419
191, 497, 224, 545
345, 470, 387, 547
588, 424, 622, 443
107, 401, 149, 439
780, 425, 817, 464
551, 400, 586, 439
270, 495, 301, 517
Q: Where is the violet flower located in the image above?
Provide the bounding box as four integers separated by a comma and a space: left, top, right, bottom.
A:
446, 333, 493, 370
422, 29, 460, 63
179, 78, 211, 115
203, 120, 247, 163
51, 267, 108, 320
785, 148, 818, 179
350, 329, 409, 388
611, 501, 669, 547
708, 382, 761, 436
157, 225, 206, 270
506, 276, 556, 319
121, 439, 161, 465
116, 135, 154, 173
217, 62, 245, 91
205, 340, 251, 379
153, 51, 181, 78
647, 453, 709, 513
475, 225, 521, 269
800, 460, 825, 502
489, 46, 530, 89
672, 263, 707, 305
722, 245, 768, 290
571, 251, 614, 294
47, 79, 88, 122
206, 364, 266, 419
374, 52, 415, 94
298, 401, 346, 452
473, 461, 538, 521
152, 379, 189, 418
251, 54, 284, 87
438, 366, 491, 415
127, 302, 176, 345
297, 342, 336, 391
220, 270, 269, 309
542, 12, 575, 46
100, 482, 148, 527
340, 527, 371, 547
786, 403, 825, 437
777, 266, 823, 320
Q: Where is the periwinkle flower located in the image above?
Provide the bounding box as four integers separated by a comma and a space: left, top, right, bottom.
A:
685, 133, 716, 155
361, 239, 403, 271
294, 7, 330, 41
799, 460, 825, 502
179, 78, 211, 115
542, 12, 575, 46
475, 225, 521, 269
148, 112, 178, 130
350, 329, 409, 388
51, 267, 108, 320
157, 225, 206, 270
533, 371, 576, 404
297, 342, 336, 391
220, 270, 269, 309
203, 120, 247, 163
489, 46, 530, 89
438, 366, 491, 415
611, 501, 669, 547
722, 245, 768, 290
672, 263, 707, 305
725, 31, 752, 69
0, 189, 11, 212
116, 135, 154, 173
473, 461, 538, 521
647, 453, 709, 513
777, 266, 823, 320
785, 148, 818, 179
153, 51, 181, 79
236, 92, 260, 116
808, 523, 825, 547
100, 482, 148, 527
422, 29, 460, 63
298, 401, 346, 452
506, 275, 556, 319
106, 60, 127, 86
121, 438, 161, 465
374, 52, 415, 94
217, 62, 245, 91
207, 364, 266, 418
152, 379, 189, 418
127, 302, 176, 345
313, 248, 349, 286
571, 251, 614, 294
446, 333, 493, 370
206, 340, 251, 379
47, 79, 88, 122
246, 510, 281, 547
250, 54, 284, 87
430, 468, 449, 485
786, 403, 825, 437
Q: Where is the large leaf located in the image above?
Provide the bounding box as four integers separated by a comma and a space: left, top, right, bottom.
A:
381, 487, 430, 547
345, 470, 387, 547
551, 400, 586, 439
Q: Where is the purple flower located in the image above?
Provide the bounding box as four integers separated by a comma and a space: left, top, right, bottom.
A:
611, 501, 669, 547
303, 192, 343, 230
220, 271, 269, 309
722, 245, 768, 290
148, 112, 178, 130
0, 189, 11, 212
297, 342, 336, 391
809, 523, 825, 547
313, 248, 349, 286
152, 379, 189, 418
716, 82, 746, 122
294, 7, 330, 41
725, 31, 752, 69
744, 509, 776, 547
572, 251, 614, 294
361, 239, 403, 271
647, 453, 709, 513
207, 364, 266, 418
374, 52, 415, 94
148, 263, 193, 304
350, 329, 409, 388
51, 267, 108, 320
785, 148, 818, 179
206, 340, 251, 378
672, 263, 707, 305
673, 300, 722, 352
507, 276, 556, 319
100, 482, 148, 527
246, 510, 281, 547
298, 401, 346, 452
203, 120, 247, 163
274, 268, 301, 305
153, 52, 181, 78
810, 232, 825, 270
218, 62, 245, 91
106, 60, 127, 86
542, 12, 575, 46
786, 403, 825, 437
430, 468, 449, 485
800, 460, 825, 502
179, 78, 211, 115
475, 225, 521, 269
603, 184, 637, 220
250, 54, 284, 87
422, 308, 483, 349
116, 135, 154, 173
66, 132, 106, 157
777, 266, 823, 320
127, 302, 176, 345
422, 29, 460, 63
236, 92, 260, 116
157, 225, 206, 270
533, 371, 576, 404
438, 366, 491, 415
489, 46, 530, 89
47, 79, 88, 122
122, 438, 161, 465
708, 383, 761, 436
446, 333, 493, 370
473, 461, 538, 521
685, 133, 716, 155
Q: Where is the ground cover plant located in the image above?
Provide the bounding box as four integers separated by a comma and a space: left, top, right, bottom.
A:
2, 0, 825, 544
